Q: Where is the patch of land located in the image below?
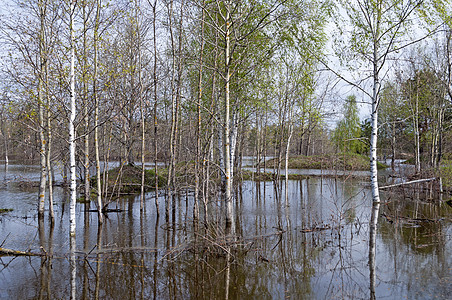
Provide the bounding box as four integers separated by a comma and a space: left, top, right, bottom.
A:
262, 153, 387, 171
96, 164, 167, 195
240, 170, 308, 181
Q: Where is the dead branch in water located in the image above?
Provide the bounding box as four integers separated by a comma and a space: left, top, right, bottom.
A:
381, 212, 447, 224
379, 178, 436, 190
0, 247, 41, 256
300, 224, 342, 233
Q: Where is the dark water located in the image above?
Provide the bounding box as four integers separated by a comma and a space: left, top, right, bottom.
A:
0, 164, 451, 299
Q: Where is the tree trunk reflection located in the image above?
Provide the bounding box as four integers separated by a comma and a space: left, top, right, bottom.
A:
369, 201, 380, 300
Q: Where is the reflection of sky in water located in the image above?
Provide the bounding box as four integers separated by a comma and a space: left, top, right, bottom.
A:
243, 166, 370, 177
0, 162, 122, 183
0, 164, 450, 299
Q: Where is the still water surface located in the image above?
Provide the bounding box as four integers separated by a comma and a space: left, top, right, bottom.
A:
0, 164, 450, 299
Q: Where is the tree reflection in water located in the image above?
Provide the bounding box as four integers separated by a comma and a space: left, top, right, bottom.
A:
1, 177, 450, 299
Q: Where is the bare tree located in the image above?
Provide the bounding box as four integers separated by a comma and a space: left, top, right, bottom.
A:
94, 0, 103, 224
38, 0, 47, 219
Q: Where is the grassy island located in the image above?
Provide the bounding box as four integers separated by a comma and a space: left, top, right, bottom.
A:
263, 153, 387, 171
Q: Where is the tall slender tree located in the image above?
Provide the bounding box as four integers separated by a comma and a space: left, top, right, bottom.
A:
335, 1, 437, 298
69, 0, 77, 237
332, 95, 364, 154
38, 0, 47, 219
94, 0, 103, 224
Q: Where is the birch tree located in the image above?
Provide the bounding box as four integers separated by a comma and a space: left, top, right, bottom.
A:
94, 0, 103, 223
150, 0, 160, 215
194, 0, 206, 226
133, 0, 146, 211
332, 95, 364, 154
165, 0, 185, 223
38, 0, 47, 219
69, 0, 77, 237
335, 1, 440, 298
82, 0, 91, 204
223, 0, 234, 235
336, 0, 424, 205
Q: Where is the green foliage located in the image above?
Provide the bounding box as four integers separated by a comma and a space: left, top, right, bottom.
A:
417, 0, 452, 28
332, 95, 365, 154
335, 0, 423, 69
400, 68, 448, 161
360, 119, 371, 154
440, 160, 452, 189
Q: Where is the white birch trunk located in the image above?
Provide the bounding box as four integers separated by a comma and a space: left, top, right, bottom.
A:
194, 0, 205, 225
135, 0, 146, 211
69, 0, 77, 236
38, 0, 47, 218
43, 27, 54, 221
369, 72, 380, 299
285, 106, 294, 208
370, 93, 380, 204
370, 17, 381, 206
152, 0, 159, 215
414, 78, 421, 174
229, 113, 238, 183
70, 234, 77, 299
369, 201, 378, 300
94, 0, 103, 224
224, 0, 235, 235
3, 124, 8, 165
218, 125, 225, 186
83, 3, 90, 203
369, 20, 381, 300
47, 107, 54, 220
166, 0, 177, 222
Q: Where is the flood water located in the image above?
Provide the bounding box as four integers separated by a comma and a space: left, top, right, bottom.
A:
0, 164, 451, 299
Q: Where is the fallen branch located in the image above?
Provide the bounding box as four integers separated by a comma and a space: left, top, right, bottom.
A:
0, 247, 41, 256
379, 178, 436, 190
300, 224, 342, 233
381, 213, 444, 224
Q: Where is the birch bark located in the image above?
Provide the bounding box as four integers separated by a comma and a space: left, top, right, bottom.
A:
94, 0, 103, 224
82, 1, 90, 204
69, 0, 77, 236
152, 0, 159, 215
194, 0, 205, 225
38, 0, 47, 219
224, 0, 235, 235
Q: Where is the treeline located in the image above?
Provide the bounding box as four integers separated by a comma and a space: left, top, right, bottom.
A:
0, 0, 451, 234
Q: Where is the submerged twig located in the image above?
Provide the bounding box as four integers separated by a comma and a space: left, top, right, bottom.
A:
0, 233, 11, 247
